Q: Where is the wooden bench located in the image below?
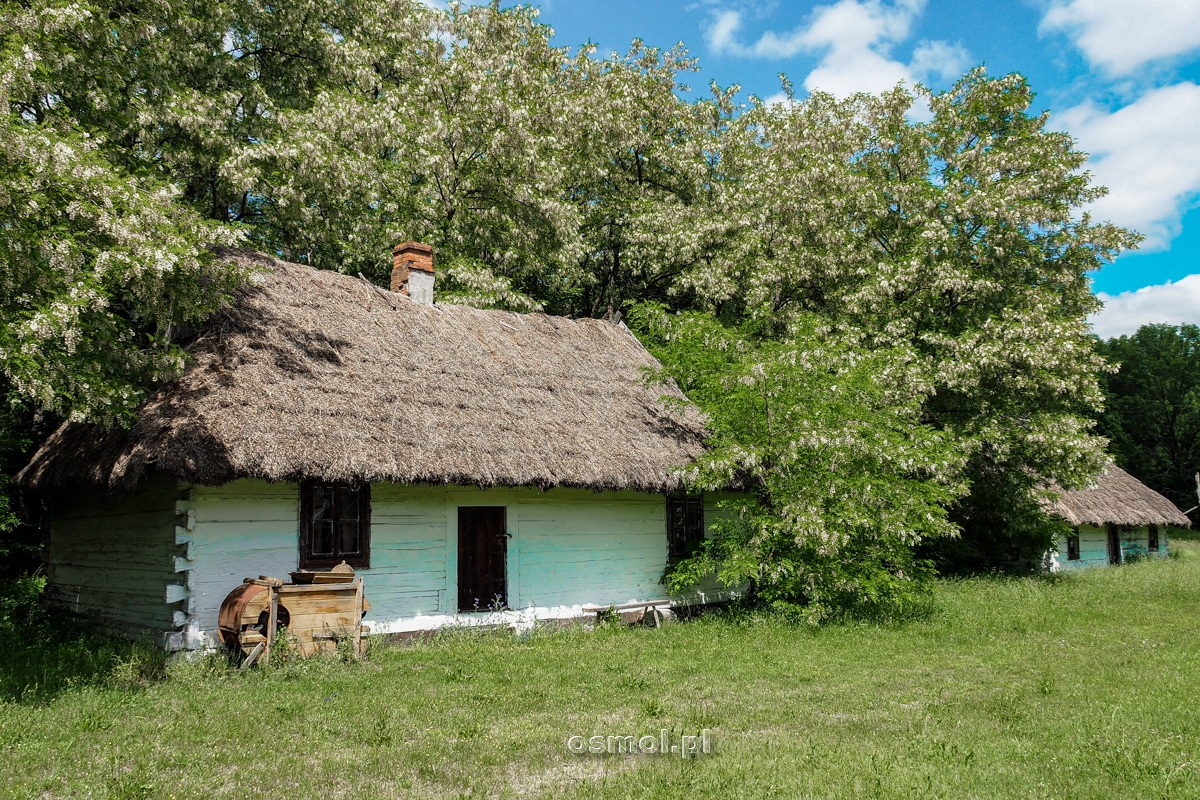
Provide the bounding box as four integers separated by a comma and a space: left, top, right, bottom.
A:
582, 600, 674, 627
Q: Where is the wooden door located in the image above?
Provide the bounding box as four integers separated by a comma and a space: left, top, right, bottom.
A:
1107, 523, 1121, 565
458, 507, 508, 611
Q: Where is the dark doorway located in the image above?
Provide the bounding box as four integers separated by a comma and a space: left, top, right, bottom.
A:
1107, 523, 1122, 565
458, 507, 508, 611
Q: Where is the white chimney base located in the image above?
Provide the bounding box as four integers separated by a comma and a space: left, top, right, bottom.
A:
408, 269, 435, 306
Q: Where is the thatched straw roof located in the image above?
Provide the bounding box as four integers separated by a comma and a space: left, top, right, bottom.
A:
1049, 464, 1190, 528
18, 249, 707, 493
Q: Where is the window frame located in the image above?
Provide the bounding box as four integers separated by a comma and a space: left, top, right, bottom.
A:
1148, 525, 1159, 552
1066, 529, 1080, 561
299, 481, 371, 570
667, 495, 705, 565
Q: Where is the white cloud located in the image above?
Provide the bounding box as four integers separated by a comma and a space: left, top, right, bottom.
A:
1041, 0, 1200, 76
1090, 275, 1200, 338
1056, 83, 1200, 250
800, 0, 917, 97
704, 0, 968, 97
707, 10, 747, 55
909, 40, 970, 83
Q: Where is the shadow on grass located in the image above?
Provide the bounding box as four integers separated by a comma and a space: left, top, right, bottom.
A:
672, 594, 940, 631
0, 575, 169, 704
936, 568, 1074, 587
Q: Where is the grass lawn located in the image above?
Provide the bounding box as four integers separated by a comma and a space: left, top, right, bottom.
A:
2, 541, 1199, 800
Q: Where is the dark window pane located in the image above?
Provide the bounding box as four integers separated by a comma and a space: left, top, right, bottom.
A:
339, 518, 360, 555
310, 486, 334, 556
312, 486, 333, 524
1066, 533, 1080, 561
337, 487, 358, 520
313, 519, 335, 556
302, 482, 369, 568
668, 496, 704, 563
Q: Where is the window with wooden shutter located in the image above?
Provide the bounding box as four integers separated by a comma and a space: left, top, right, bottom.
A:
667, 496, 704, 564
300, 482, 370, 569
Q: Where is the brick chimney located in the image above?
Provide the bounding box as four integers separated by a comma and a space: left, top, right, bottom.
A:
391, 241, 435, 305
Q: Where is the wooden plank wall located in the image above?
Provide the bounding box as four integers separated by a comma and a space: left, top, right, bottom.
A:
184, 480, 738, 641
366, 483, 448, 619
1118, 526, 1169, 559
1058, 524, 1170, 571
46, 475, 180, 640
367, 485, 671, 618
514, 488, 666, 609
1070, 525, 1112, 569
185, 480, 300, 646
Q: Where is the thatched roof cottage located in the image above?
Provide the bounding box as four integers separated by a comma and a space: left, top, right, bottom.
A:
1047, 464, 1189, 570
18, 244, 728, 649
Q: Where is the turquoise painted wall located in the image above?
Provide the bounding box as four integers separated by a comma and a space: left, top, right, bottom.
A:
53, 477, 736, 646
1063, 525, 1111, 570
1057, 524, 1170, 571
182, 480, 707, 640
1120, 525, 1170, 560
183, 480, 301, 646
366, 483, 450, 619
514, 487, 666, 609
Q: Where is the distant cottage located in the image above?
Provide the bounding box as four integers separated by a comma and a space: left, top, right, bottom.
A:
18, 244, 729, 649
1047, 464, 1190, 570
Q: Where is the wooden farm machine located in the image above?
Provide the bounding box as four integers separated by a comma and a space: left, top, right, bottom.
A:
217, 562, 370, 666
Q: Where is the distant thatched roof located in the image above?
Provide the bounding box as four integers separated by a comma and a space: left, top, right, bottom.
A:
1050, 464, 1190, 528
18, 249, 707, 493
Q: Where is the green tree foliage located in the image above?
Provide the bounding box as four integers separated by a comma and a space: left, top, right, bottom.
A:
0, 390, 43, 579
1096, 324, 1200, 514
4, 0, 722, 313
0, 120, 242, 422
633, 305, 965, 622
672, 73, 1129, 574
2, 3, 249, 424
2, 1, 1133, 609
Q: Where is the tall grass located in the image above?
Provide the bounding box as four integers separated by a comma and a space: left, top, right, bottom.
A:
1, 544, 1198, 799
0, 575, 169, 704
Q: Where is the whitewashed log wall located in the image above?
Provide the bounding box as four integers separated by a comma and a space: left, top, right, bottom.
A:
48, 477, 740, 647
46, 475, 181, 644
1057, 524, 1171, 570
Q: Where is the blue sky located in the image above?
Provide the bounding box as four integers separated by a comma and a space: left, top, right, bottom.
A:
456, 1, 1200, 337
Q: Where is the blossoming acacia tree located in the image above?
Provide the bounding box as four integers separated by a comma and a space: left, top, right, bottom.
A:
2, 1, 1135, 600
633, 73, 1134, 595
665, 73, 1133, 574
1, 8, 241, 425
634, 305, 965, 622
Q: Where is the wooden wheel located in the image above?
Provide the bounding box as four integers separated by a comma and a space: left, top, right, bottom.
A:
217, 581, 289, 655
